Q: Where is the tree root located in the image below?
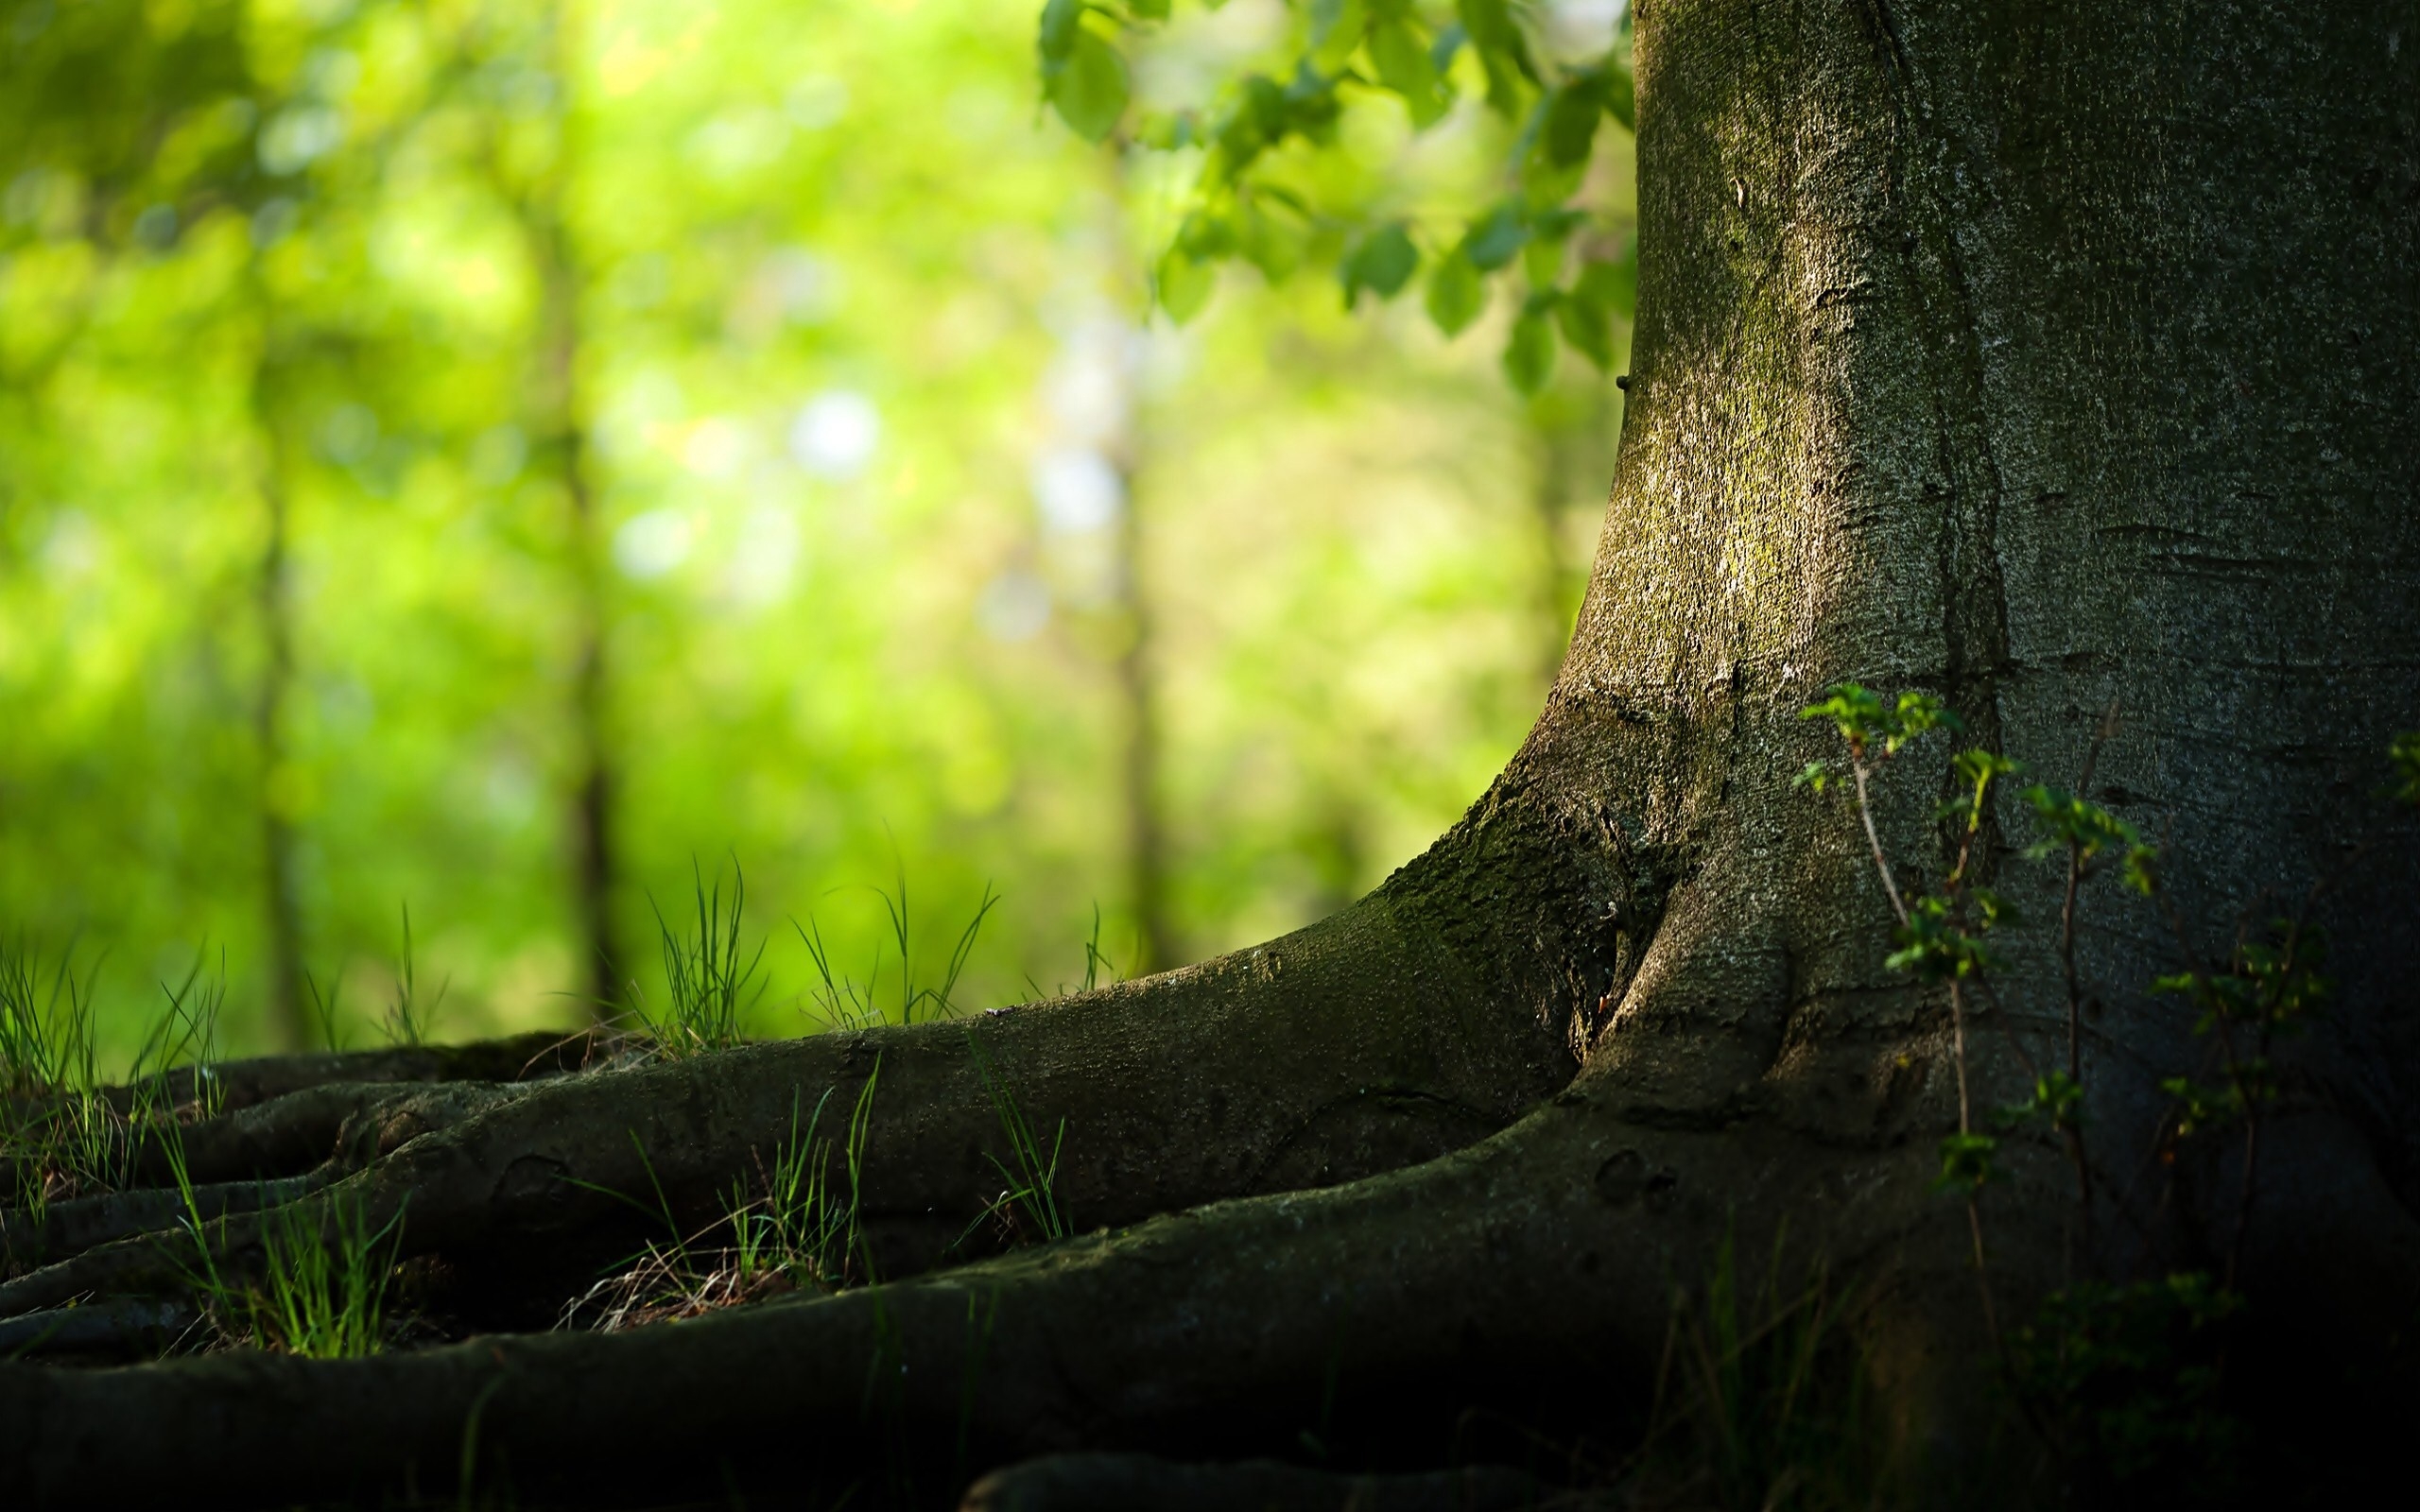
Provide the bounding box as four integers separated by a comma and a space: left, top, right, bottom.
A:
0, 1171, 325, 1279
959, 1452, 1547, 1512
0, 894, 1577, 1325
75, 1027, 614, 1119
0, 1099, 1932, 1508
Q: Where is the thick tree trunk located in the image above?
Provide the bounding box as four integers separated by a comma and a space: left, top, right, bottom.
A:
1, 2, 2413, 1506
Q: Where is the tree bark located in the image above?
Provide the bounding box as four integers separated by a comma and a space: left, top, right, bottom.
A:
2, 1, 2414, 1505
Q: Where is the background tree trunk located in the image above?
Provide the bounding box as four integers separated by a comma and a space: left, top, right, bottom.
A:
249, 315, 311, 1055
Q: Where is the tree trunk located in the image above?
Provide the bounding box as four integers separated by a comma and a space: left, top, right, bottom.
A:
2, 2, 2414, 1506
524, 0, 626, 1023
249, 318, 311, 1055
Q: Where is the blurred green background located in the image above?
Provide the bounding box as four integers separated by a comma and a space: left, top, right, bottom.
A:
0, 0, 1632, 1060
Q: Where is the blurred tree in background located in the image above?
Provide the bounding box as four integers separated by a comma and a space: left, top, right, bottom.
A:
0, 0, 1633, 1059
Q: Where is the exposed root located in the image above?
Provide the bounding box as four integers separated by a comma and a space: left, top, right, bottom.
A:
0, 1101, 1931, 1508
959, 1453, 1545, 1512
71, 1027, 615, 1120
0, 895, 1576, 1331
1, 1171, 325, 1279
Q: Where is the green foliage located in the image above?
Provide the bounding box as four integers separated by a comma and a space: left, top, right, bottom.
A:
1799, 683, 1961, 760
1339, 222, 1418, 306
1887, 890, 2010, 981
2022, 784, 2155, 893
1041, 0, 1637, 382
2151, 920, 2328, 1041
2393, 731, 2420, 805
1998, 1070, 2084, 1134
1038, 0, 1131, 143
2009, 1276, 2243, 1493
1933, 1130, 2001, 1194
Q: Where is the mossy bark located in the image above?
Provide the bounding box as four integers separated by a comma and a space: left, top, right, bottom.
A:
2, 1, 2415, 1506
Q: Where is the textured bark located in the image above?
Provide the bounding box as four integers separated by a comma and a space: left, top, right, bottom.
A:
1, 1, 2414, 1506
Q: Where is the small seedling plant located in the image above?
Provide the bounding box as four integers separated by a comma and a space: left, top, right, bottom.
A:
1799, 683, 2418, 1489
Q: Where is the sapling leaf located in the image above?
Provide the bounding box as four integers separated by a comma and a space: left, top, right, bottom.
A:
2391, 730, 2420, 805
1935, 1131, 2000, 1194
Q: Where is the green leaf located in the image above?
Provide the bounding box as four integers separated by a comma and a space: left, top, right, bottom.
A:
1456, 0, 1537, 115
1309, 0, 1370, 74
1461, 202, 1527, 270
1046, 27, 1130, 143
1576, 247, 1635, 318
1424, 247, 1484, 335
1504, 304, 1555, 392
1556, 288, 1612, 369
1127, 0, 1171, 18
1039, 0, 1084, 61
1340, 223, 1419, 305
1237, 200, 1302, 281
1156, 249, 1216, 323
1428, 21, 1466, 74
1603, 60, 1635, 130
2392, 730, 2420, 806
1541, 77, 1603, 167
1369, 18, 1448, 128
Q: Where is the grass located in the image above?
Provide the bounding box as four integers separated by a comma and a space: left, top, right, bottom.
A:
1621, 1229, 1893, 1511
161, 1124, 405, 1359
637, 862, 768, 1057
562, 1056, 885, 1331
964, 1030, 1067, 1245
799, 871, 1000, 1034
382, 903, 447, 1049
2, 942, 224, 1223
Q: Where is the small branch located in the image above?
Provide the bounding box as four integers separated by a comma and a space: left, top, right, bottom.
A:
1850, 759, 1910, 926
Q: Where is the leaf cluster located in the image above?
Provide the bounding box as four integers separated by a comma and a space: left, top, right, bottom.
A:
1038, 0, 1639, 391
